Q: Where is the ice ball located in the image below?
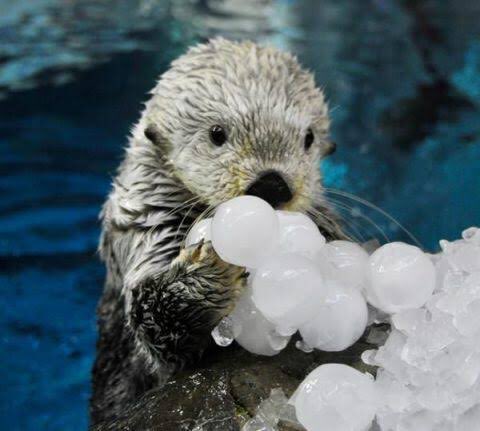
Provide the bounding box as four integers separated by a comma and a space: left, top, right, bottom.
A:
366, 242, 436, 314
299, 281, 368, 351
252, 253, 326, 332
230, 291, 289, 356
457, 404, 480, 431
293, 363, 377, 431
185, 218, 212, 247
211, 196, 279, 268
276, 211, 326, 257
316, 240, 369, 291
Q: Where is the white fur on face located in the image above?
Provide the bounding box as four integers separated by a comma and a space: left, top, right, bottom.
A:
135, 38, 331, 211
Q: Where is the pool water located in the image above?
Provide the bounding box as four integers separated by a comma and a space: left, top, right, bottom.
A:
0, 0, 479, 429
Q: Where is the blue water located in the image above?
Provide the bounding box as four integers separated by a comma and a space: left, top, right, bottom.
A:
0, 1, 479, 429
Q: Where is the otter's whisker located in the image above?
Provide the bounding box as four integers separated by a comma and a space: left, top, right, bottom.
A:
140, 197, 201, 244
182, 204, 216, 247
326, 196, 390, 244
313, 205, 365, 243
306, 206, 360, 243
164, 195, 201, 220
325, 199, 378, 243
174, 199, 202, 242
324, 188, 422, 248
304, 199, 358, 242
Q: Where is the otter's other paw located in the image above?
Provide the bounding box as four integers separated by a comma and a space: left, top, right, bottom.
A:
173, 241, 248, 315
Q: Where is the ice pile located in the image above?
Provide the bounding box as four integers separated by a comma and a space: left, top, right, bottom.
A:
362, 227, 480, 431
187, 195, 434, 356
186, 195, 374, 355
186, 196, 480, 431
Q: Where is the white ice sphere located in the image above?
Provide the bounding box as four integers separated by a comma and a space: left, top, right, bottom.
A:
316, 240, 369, 290
185, 218, 212, 247
211, 196, 279, 268
252, 253, 325, 331
294, 363, 377, 431
276, 211, 326, 257
366, 242, 436, 313
299, 281, 368, 351
230, 291, 289, 356
457, 404, 480, 431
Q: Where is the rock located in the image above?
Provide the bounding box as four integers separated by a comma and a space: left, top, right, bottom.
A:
93, 336, 376, 431
92, 369, 239, 431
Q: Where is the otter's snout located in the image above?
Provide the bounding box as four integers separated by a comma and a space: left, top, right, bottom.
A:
245, 171, 293, 208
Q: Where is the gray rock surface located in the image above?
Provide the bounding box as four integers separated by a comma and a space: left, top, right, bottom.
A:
93, 337, 375, 431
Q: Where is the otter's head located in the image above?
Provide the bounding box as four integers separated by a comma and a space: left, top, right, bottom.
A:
138, 38, 335, 212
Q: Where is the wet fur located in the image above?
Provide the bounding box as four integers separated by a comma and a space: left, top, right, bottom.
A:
90, 38, 343, 425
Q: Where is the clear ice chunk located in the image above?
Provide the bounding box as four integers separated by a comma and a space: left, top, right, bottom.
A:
462, 227, 480, 244
242, 388, 299, 431
211, 316, 237, 347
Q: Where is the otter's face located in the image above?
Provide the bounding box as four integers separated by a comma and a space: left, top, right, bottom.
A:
142, 39, 334, 212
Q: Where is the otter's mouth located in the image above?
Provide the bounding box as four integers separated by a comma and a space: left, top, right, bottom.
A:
245, 170, 293, 209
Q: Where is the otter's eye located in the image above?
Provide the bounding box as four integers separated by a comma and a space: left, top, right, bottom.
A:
209, 125, 227, 146
304, 128, 314, 150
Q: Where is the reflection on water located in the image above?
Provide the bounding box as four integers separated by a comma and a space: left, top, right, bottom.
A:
0, 0, 479, 429
0, 0, 299, 97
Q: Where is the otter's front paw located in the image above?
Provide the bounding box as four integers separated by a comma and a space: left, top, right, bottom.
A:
172, 241, 248, 314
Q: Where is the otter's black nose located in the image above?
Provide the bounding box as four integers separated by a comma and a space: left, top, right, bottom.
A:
245, 171, 293, 208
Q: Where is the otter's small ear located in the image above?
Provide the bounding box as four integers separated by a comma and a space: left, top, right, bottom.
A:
323, 141, 337, 157
144, 124, 170, 154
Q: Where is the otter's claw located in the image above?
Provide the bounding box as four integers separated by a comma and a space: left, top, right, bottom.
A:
172, 241, 248, 314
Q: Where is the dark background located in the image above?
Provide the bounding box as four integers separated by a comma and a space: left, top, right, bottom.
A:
0, 1, 479, 429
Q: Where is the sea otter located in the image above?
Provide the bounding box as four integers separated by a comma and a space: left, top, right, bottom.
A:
90, 38, 342, 425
